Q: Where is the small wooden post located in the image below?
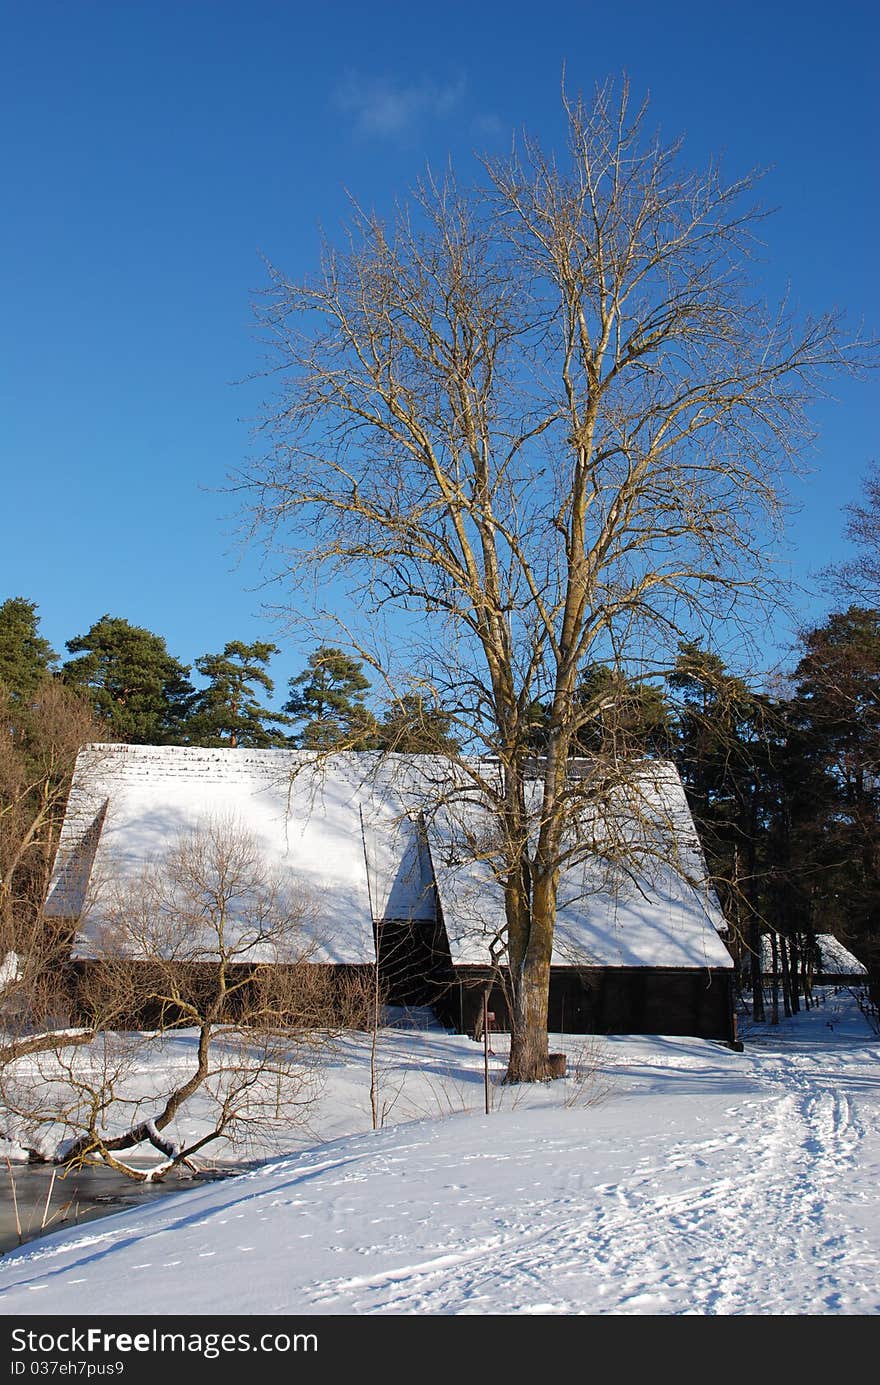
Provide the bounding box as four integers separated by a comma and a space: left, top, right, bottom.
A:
483, 990, 490, 1114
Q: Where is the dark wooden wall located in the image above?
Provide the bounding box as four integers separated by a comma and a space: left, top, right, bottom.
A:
375, 917, 456, 1008
435, 965, 736, 1044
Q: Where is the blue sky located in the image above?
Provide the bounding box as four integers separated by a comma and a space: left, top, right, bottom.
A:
1, 0, 877, 704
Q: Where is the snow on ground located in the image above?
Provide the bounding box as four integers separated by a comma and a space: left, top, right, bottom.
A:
0, 991, 878, 1316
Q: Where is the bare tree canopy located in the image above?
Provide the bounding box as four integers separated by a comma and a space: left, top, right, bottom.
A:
823, 462, 880, 603
239, 79, 871, 1080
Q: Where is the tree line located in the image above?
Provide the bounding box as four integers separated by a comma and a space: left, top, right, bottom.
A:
0, 602, 458, 752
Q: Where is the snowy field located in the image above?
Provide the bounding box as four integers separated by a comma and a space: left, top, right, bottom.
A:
0, 990, 877, 1316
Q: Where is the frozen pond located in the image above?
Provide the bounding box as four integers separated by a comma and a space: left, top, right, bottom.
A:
0, 1162, 209, 1253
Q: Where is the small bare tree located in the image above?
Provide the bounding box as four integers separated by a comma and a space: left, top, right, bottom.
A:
0, 677, 105, 944
2, 817, 338, 1179
240, 78, 871, 1080
823, 462, 880, 603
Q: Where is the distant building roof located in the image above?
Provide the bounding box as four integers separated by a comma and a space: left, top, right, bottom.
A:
46, 745, 732, 971
757, 933, 868, 978
815, 934, 867, 977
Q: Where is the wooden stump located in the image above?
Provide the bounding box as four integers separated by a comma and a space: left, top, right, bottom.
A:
547, 1052, 567, 1079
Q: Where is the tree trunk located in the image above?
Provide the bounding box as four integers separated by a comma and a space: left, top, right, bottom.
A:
750, 918, 765, 1022
780, 933, 793, 1018
506, 947, 552, 1081
803, 926, 817, 1010
505, 868, 553, 1081
770, 931, 780, 1024
789, 934, 801, 1013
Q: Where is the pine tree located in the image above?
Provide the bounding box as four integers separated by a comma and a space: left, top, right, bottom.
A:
62, 615, 194, 744
0, 598, 56, 699
667, 641, 773, 1018
787, 607, 880, 998
573, 663, 671, 757
522, 665, 670, 758
376, 693, 459, 753
189, 640, 289, 748
285, 647, 378, 750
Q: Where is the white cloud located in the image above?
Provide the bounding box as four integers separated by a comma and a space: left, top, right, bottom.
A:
333, 72, 467, 140
470, 111, 506, 143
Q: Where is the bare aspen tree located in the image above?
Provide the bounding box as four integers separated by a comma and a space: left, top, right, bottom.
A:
2, 817, 336, 1178
240, 80, 870, 1080
823, 462, 880, 602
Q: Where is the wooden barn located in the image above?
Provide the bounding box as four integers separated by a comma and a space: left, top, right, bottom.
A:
45, 745, 736, 1044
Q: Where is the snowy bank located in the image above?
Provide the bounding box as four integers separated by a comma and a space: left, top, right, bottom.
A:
0, 991, 877, 1315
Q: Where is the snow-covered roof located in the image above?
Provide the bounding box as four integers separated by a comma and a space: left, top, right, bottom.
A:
46, 745, 731, 971
422, 762, 730, 968
47, 747, 378, 964
815, 935, 867, 977
756, 933, 867, 978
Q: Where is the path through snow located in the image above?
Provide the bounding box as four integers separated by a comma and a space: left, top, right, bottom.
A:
0, 992, 877, 1315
